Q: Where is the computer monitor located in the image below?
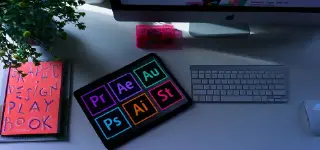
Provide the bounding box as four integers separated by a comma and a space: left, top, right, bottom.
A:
111, 0, 320, 25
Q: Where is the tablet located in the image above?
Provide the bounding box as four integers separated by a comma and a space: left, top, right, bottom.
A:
73, 53, 193, 149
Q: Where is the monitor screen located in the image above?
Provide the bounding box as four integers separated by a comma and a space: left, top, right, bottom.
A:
120, 0, 320, 8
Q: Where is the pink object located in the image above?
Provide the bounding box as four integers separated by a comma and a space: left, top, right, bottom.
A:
136, 25, 177, 49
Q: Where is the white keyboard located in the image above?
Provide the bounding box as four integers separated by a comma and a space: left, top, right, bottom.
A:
190, 65, 289, 103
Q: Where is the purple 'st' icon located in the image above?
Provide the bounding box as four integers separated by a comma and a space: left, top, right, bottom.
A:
81, 85, 116, 116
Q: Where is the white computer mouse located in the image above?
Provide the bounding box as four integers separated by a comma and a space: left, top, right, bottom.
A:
303, 100, 320, 136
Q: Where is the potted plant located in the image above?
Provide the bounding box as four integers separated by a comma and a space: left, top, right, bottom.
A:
0, 0, 87, 76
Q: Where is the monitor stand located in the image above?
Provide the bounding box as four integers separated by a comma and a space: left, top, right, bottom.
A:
189, 23, 250, 37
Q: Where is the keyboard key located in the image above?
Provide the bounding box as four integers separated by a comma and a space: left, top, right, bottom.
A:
219, 71, 224, 74
262, 85, 268, 89
231, 74, 237, 78
253, 90, 259, 95
260, 90, 266, 95
266, 90, 272, 95
221, 80, 228, 84
209, 80, 215, 84
192, 71, 198, 74
236, 85, 242, 89
232, 71, 238, 74
192, 79, 201, 84
214, 90, 220, 95
202, 79, 208, 84
244, 74, 249, 78
204, 96, 218, 101
230, 85, 236, 89
223, 85, 230, 89
273, 96, 282, 99
277, 98, 288, 102
234, 90, 240, 95
226, 71, 231, 74
210, 85, 217, 89
267, 80, 272, 84
199, 74, 204, 78
249, 85, 255, 90
240, 90, 246, 95
199, 71, 205, 73
215, 79, 221, 84
212, 96, 221, 101
234, 79, 240, 84
241, 80, 247, 84
227, 90, 233, 95
247, 80, 254, 84
218, 74, 224, 78
271, 79, 276, 84
256, 74, 262, 78
205, 74, 211, 78
205, 70, 211, 73
250, 74, 256, 78
193, 90, 206, 95
212, 71, 217, 74
247, 90, 253, 95
221, 90, 226, 95
273, 90, 286, 95
262, 96, 268, 101
253, 96, 261, 101
255, 85, 262, 89
199, 96, 206, 101
243, 85, 249, 89
227, 80, 233, 84
212, 74, 218, 78
224, 74, 230, 78
193, 85, 203, 89
217, 85, 223, 89
204, 85, 210, 89
260, 80, 266, 84
206, 96, 212, 101
237, 74, 243, 78
192, 74, 198, 78
268, 98, 274, 102
207, 90, 214, 95
254, 80, 260, 84
268, 85, 274, 89
221, 96, 252, 102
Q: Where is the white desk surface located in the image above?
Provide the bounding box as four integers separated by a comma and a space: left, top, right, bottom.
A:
1, 4, 320, 150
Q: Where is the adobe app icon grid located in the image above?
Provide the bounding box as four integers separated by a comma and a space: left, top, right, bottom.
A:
79, 59, 185, 141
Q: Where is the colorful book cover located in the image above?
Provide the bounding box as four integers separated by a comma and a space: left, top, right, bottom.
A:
0, 61, 63, 136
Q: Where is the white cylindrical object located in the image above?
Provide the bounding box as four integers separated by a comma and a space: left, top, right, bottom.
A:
86, 0, 104, 4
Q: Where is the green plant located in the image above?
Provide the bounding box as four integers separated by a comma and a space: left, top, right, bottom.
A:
0, 0, 86, 76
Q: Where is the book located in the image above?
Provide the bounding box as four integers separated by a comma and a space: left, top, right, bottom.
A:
0, 61, 64, 136
0, 61, 72, 142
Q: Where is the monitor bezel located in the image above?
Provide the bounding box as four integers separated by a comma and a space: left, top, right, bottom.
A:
111, 0, 320, 13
